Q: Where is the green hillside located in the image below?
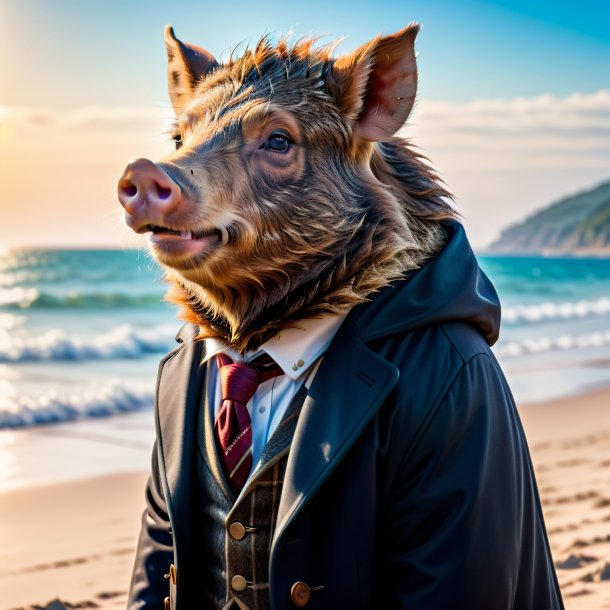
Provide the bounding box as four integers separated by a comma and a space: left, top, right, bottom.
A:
488, 180, 610, 255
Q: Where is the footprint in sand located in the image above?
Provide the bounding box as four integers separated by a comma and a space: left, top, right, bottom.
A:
556, 553, 598, 570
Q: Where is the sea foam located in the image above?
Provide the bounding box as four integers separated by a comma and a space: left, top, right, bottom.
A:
0, 383, 154, 429
496, 329, 610, 359
503, 297, 610, 324
0, 324, 177, 362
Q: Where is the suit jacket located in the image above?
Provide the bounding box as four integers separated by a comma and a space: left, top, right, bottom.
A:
128, 221, 564, 610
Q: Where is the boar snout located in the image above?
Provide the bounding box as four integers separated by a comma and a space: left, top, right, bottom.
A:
118, 157, 182, 233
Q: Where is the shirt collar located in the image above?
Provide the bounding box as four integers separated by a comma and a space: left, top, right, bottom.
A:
202, 312, 349, 380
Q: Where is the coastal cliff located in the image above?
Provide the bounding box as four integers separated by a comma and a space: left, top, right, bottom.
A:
488, 180, 610, 255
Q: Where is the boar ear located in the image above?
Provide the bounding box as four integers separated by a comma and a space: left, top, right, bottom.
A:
329, 24, 420, 142
164, 25, 219, 115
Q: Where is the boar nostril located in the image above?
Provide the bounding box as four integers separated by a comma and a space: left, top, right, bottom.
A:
120, 183, 138, 198
117, 158, 180, 216
157, 184, 172, 200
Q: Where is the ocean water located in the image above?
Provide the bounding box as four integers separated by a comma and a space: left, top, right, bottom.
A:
1, 248, 609, 490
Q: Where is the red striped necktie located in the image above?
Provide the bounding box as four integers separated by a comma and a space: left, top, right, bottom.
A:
214, 353, 284, 493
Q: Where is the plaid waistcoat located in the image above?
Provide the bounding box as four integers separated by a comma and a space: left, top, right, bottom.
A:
196, 382, 308, 610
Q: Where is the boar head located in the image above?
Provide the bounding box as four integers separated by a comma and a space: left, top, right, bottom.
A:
118, 25, 455, 351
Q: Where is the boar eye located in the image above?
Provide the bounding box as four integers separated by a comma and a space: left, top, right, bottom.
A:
173, 133, 183, 150
262, 132, 293, 152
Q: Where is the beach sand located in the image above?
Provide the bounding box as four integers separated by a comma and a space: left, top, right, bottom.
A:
2, 388, 610, 609
520, 387, 610, 609
0, 472, 149, 610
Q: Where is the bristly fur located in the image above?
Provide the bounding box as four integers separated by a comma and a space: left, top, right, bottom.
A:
160, 33, 459, 352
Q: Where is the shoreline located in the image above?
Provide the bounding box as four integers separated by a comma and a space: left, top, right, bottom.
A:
2, 386, 610, 609
2, 360, 609, 494
0, 409, 155, 494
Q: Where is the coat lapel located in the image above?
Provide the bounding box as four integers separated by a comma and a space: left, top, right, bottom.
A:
200, 373, 235, 502
229, 383, 308, 510
156, 325, 206, 535
256, 384, 306, 472
270, 320, 399, 554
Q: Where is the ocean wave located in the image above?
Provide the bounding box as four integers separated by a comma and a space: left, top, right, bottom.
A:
0, 324, 177, 362
495, 329, 610, 359
0, 287, 165, 309
0, 383, 153, 429
503, 297, 610, 324
0, 268, 158, 289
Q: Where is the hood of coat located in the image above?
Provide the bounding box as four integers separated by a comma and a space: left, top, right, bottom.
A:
350, 220, 501, 346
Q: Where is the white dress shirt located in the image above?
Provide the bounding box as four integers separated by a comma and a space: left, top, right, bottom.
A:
202, 312, 348, 480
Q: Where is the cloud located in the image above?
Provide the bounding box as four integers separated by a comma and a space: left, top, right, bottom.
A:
2, 88, 609, 145
0, 105, 174, 132
411, 89, 610, 133
403, 89, 610, 173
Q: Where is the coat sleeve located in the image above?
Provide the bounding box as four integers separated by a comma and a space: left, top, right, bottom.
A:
127, 440, 174, 609
379, 353, 563, 610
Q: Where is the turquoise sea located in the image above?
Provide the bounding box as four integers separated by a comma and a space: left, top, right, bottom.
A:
1, 249, 609, 490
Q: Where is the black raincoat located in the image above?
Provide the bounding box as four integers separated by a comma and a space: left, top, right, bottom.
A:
128, 221, 564, 609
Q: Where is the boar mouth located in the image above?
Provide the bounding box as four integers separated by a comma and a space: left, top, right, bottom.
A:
145, 224, 227, 243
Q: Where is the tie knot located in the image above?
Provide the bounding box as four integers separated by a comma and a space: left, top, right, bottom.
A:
217, 353, 283, 405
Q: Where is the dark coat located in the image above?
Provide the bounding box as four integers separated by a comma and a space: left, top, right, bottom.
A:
128, 221, 564, 610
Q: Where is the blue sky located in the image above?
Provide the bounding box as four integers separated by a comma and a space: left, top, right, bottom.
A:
0, 0, 609, 247
2, 0, 609, 108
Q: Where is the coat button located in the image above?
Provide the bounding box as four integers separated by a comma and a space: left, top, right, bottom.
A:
231, 574, 248, 591
169, 563, 177, 584
163, 597, 171, 610
229, 521, 247, 540
291, 581, 311, 606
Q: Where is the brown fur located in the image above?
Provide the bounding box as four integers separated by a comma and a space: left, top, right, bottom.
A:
154, 29, 458, 352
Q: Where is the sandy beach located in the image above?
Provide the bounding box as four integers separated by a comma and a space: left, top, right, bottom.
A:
2, 387, 610, 610
0, 471, 149, 610
519, 386, 610, 609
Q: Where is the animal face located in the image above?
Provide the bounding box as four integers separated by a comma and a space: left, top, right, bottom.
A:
117, 24, 455, 350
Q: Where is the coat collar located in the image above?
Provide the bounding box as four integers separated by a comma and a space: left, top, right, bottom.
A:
349, 221, 501, 346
